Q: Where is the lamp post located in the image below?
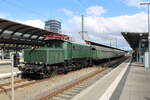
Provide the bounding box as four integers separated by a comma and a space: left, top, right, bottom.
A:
140, 2, 150, 68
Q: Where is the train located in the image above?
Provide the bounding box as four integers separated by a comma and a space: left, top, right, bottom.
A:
19, 34, 125, 78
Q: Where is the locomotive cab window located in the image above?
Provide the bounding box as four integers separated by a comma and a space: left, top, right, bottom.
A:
92, 48, 96, 50
45, 40, 63, 48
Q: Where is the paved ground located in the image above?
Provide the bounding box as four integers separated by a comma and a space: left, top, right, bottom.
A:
0, 59, 11, 65
71, 59, 130, 100
72, 61, 150, 100
0, 65, 19, 74
0, 59, 23, 65
119, 63, 150, 100
0, 59, 22, 74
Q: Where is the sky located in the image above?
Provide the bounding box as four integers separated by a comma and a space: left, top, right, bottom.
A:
0, 0, 149, 50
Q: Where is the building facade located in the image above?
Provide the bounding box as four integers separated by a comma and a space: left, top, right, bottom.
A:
45, 20, 61, 33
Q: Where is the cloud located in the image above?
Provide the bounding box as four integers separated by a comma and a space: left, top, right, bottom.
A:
13, 6, 147, 50
62, 8, 74, 16
63, 12, 147, 50
86, 5, 107, 16
123, 0, 147, 7
16, 19, 45, 29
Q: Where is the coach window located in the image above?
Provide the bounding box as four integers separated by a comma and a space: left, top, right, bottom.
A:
92, 48, 96, 50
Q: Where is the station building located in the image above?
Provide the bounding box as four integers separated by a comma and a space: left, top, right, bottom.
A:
122, 32, 148, 68
45, 20, 61, 33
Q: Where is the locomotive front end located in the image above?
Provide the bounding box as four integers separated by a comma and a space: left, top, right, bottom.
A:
20, 48, 49, 78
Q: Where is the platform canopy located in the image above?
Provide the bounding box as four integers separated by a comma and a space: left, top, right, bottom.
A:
122, 32, 148, 50
0, 18, 57, 50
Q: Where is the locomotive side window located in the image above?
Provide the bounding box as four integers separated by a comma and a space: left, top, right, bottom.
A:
55, 42, 63, 48
92, 48, 96, 50
73, 45, 75, 49
46, 43, 53, 47
45, 40, 63, 48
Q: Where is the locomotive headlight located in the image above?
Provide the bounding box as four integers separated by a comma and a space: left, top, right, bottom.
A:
39, 62, 43, 64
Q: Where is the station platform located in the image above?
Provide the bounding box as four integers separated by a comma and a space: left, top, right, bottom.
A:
0, 61, 21, 79
71, 58, 150, 100
0, 59, 23, 65
0, 65, 19, 74
0, 64, 20, 79
119, 63, 150, 100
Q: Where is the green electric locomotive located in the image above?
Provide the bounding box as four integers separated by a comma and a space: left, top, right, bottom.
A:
21, 39, 92, 78
20, 35, 125, 78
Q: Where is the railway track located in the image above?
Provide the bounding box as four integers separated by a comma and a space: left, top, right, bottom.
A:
0, 68, 101, 95
0, 76, 58, 94
0, 57, 127, 100
38, 57, 127, 100
0, 79, 34, 93
49, 68, 111, 100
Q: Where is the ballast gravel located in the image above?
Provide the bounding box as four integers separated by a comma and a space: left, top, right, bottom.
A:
0, 66, 102, 100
